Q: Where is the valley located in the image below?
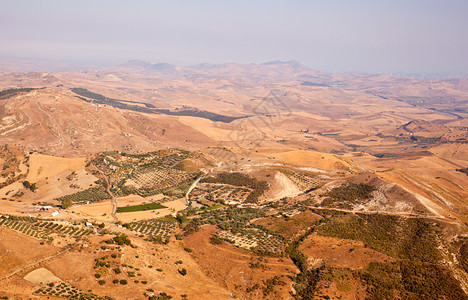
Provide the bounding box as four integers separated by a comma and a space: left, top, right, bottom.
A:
0, 61, 466, 299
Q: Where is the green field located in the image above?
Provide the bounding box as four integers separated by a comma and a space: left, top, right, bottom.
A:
116, 203, 166, 213
206, 204, 226, 210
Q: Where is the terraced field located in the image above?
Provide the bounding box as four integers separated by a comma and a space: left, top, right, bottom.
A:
194, 208, 286, 255
217, 229, 285, 254
121, 165, 197, 197
0, 216, 93, 240
91, 150, 201, 198
124, 219, 176, 242
54, 150, 203, 208
278, 169, 325, 191
56, 186, 110, 204
190, 183, 252, 204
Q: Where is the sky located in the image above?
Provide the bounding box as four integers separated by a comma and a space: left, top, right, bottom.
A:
1, 0, 468, 74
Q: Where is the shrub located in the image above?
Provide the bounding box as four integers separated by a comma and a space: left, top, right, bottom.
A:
109, 233, 132, 246
62, 198, 73, 209
210, 235, 223, 245
178, 268, 187, 276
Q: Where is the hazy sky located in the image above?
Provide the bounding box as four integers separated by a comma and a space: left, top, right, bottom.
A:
1, 0, 467, 73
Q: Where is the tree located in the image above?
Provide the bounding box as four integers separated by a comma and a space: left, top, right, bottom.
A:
178, 268, 187, 276
111, 233, 132, 246
23, 181, 31, 189
62, 198, 73, 209
210, 235, 224, 245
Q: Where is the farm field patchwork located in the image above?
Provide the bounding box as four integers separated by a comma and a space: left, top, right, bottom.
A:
116, 203, 166, 213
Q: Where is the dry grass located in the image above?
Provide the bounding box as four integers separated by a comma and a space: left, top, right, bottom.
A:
269, 150, 352, 171
23, 267, 62, 284
26, 154, 86, 182
299, 233, 393, 270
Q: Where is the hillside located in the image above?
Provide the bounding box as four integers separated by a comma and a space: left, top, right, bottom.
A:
0, 62, 467, 299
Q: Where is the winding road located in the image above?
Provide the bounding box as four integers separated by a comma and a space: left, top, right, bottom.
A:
89, 162, 118, 222
185, 162, 225, 207
185, 175, 204, 206
103, 174, 118, 221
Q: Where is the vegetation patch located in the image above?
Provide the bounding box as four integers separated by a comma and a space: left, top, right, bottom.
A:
190, 184, 251, 205
321, 183, 375, 209
372, 153, 398, 159
56, 186, 109, 205
314, 210, 442, 263
455, 238, 468, 273
189, 208, 286, 255
106, 233, 132, 246
34, 282, 106, 299
124, 219, 175, 242
0, 215, 93, 240
71, 87, 244, 123
456, 167, 468, 176
0, 145, 25, 189
359, 261, 467, 300
300, 81, 330, 87
286, 227, 322, 299
0, 87, 38, 98
278, 169, 324, 192
201, 172, 268, 203
116, 203, 166, 213
88, 149, 200, 198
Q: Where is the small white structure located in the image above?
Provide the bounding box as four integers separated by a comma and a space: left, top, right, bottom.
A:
85, 222, 93, 227
52, 211, 59, 217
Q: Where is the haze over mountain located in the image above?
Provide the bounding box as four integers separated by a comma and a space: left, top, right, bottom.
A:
2, 1, 468, 74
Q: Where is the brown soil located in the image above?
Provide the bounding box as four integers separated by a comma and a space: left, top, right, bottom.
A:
254, 210, 322, 239
0, 227, 59, 276
42, 232, 232, 300
26, 154, 86, 182
183, 225, 298, 299
299, 233, 393, 270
